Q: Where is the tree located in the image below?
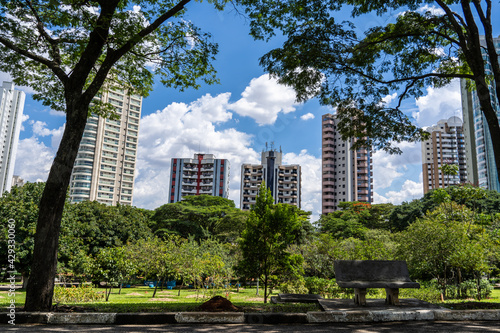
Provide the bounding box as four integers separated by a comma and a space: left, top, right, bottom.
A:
236, 183, 302, 303
238, 0, 500, 180
440, 163, 459, 188
397, 202, 494, 297
151, 195, 248, 242
0, 0, 224, 310
89, 246, 136, 301
0, 182, 45, 286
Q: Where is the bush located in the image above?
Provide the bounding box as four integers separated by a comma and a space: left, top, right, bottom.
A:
400, 286, 442, 303
53, 284, 104, 303
279, 278, 308, 294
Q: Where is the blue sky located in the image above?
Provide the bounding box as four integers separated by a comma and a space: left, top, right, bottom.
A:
2, 2, 479, 222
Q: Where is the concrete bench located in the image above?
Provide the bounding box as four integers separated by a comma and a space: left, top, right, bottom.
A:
334, 260, 420, 306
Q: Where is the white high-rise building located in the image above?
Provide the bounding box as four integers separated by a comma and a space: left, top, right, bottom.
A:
69, 85, 141, 205
421, 117, 467, 194
0, 82, 25, 194
240, 146, 301, 210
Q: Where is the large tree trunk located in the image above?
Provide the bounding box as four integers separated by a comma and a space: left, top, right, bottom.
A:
24, 102, 88, 311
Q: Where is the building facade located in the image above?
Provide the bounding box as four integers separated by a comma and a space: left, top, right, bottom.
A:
69, 85, 142, 205
461, 35, 500, 191
321, 113, 373, 214
240, 147, 301, 210
421, 116, 467, 194
0, 82, 25, 194
169, 153, 229, 203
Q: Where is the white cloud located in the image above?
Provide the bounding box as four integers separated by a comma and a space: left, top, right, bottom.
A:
50, 109, 66, 117
418, 5, 445, 16
134, 93, 259, 209
13, 137, 53, 182
373, 179, 423, 204
373, 141, 421, 190
283, 149, 321, 221
20, 114, 29, 132
300, 113, 315, 121
30, 120, 65, 150
381, 92, 398, 105
413, 79, 462, 127
229, 74, 299, 125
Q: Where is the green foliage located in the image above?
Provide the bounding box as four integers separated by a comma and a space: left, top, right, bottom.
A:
397, 203, 495, 295
237, 183, 303, 303
53, 284, 104, 304
399, 285, 442, 303
0, 182, 45, 280
319, 202, 394, 238
151, 195, 248, 242
237, 0, 500, 170
389, 185, 500, 231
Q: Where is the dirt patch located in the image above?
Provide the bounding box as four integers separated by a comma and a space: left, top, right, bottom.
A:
128, 292, 144, 296
149, 298, 176, 302
197, 296, 241, 312
185, 294, 201, 298
157, 291, 174, 294
445, 302, 500, 310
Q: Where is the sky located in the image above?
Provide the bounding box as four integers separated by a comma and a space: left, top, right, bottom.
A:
3, 3, 473, 222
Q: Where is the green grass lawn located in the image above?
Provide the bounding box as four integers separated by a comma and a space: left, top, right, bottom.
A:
0, 285, 319, 313
1, 285, 499, 312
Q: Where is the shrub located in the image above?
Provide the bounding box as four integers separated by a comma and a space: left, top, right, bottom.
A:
400, 285, 442, 303
53, 284, 104, 303
279, 277, 308, 294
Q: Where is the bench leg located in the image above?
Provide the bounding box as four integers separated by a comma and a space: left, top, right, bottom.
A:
354, 288, 367, 306
385, 288, 400, 305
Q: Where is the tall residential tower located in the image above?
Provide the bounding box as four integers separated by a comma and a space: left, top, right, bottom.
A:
168, 153, 230, 203
461, 35, 500, 191
322, 113, 373, 214
69, 85, 141, 205
421, 116, 467, 194
0, 81, 25, 194
240, 146, 301, 210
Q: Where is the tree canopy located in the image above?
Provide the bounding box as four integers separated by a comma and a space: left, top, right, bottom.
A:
238, 0, 500, 180
151, 195, 248, 242
0, 0, 225, 311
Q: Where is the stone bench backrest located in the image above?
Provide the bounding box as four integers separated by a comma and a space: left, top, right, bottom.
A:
334, 260, 412, 282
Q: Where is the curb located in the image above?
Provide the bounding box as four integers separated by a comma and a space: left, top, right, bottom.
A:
2, 309, 500, 325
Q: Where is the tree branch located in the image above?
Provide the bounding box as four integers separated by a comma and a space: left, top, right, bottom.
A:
0, 36, 67, 82
86, 0, 192, 100
24, 0, 63, 67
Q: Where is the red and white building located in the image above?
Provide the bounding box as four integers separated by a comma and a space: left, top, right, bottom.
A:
169, 153, 230, 203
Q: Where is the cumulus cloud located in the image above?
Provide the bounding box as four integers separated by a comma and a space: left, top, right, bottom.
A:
283, 149, 321, 220
13, 137, 54, 182
418, 4, 446, 16
300, 113, 315, 121
373, 179, 423, 204
373, 141, 421, 190
381, 92, 398, 105
413, 79, 462, 127
229, 74, 299, 125
134, 93, 259, 209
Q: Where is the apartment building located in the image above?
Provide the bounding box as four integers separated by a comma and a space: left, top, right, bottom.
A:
322, 113, 373, 214
168, 153, 230, 203
0, 81, 25, 194
461, 35, 500, 191
421, 116, 467, 194
69, 85, 141, 205
240, 147, 301, 210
